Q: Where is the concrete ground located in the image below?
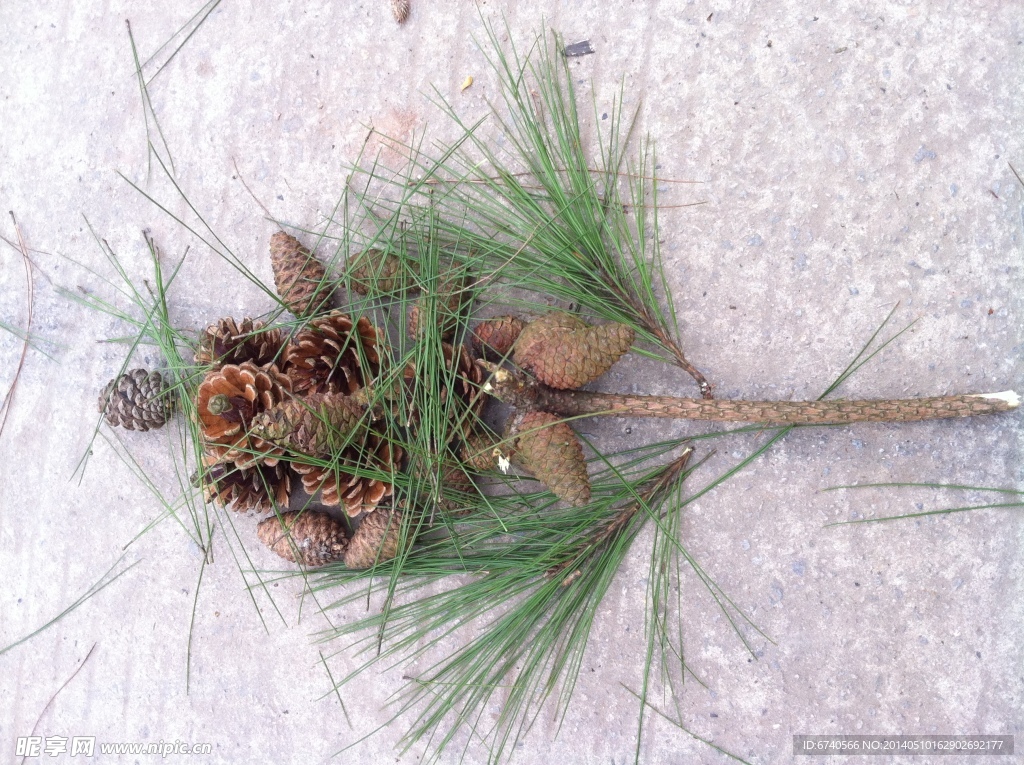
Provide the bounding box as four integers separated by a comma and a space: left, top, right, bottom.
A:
1, 2, 1021, 763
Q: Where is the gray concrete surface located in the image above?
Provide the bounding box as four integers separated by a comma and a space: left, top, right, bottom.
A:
1, 2, 1021, 763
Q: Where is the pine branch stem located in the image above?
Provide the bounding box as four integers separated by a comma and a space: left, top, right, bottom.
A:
535, 389, 1019, 424
480, 364, 1020, 425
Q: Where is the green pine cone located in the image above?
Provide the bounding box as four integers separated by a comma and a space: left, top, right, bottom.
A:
513, 311, 634, 389
509, 409, 591, 506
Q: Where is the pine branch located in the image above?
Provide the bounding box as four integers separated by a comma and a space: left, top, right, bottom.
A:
481, 363, 1020, 425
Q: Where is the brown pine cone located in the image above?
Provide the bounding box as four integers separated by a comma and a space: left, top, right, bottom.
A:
508, 410, 591, 507
269, 231, 332, 317
346, 249, 414, 296
257, 511, 348, 567
194, 318, 283, 368
98, 368, 175, 431
407, 272, 469, 341
195, 362, 291, 468
282, 311, 382, 396
392, 0, 410, 24
514, 311, 635, 389
293, 435, 401, 517
252, 393, 366, 455
471, 315, 525, 361
199, 460, 290, 514
460, 428, 500, 472
344, 509, 404, 569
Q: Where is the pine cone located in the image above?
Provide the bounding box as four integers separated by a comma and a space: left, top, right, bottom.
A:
460, 428, 500, 472
407, 272, 470, 341
194, 317, 284, 368
344, 509, 404, 569
252, 393, 366, 455
514, 312, 635, 389
508, 410, 590, 506
199, 460, 290, 514
292, 435, 401, 517
346, 249, 414, 296
282, 311, 382, 395
195, 362, 291, 468
447, 343, 487, 429
471, 315, 525, 361
269, 231, 332, 317
98, 368, 174, 431
257, 511, 348, 567
391, 0, 410, 24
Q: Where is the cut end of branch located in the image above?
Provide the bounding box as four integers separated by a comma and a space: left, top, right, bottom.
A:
970, 390, 1020, 408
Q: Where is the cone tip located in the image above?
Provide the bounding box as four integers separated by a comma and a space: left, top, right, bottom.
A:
971, 390, 1020, 408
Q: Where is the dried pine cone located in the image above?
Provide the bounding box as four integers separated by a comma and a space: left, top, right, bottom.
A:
508, 410, 591, 506
292, 434, 401, 517
407, 272, 470, 341
471, 315, 525, 361
195, 362, 291, 468
346, 249, 414, 296
269, 231, 332, 317
344, 509, 404, 569
460, 428, 500, 472
194, 317, 283, 368
257, 511, 348, 567
282, 311, 382, 395
199, 461, 290, 514
98, 368, 174, 431
391, 0, 410, 24
252, 393, 366, 455
514, 311, 635, 389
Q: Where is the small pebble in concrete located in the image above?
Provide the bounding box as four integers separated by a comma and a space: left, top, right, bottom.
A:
914, 146, 938, 162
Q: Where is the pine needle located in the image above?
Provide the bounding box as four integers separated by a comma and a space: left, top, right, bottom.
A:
0, 212, 34, 441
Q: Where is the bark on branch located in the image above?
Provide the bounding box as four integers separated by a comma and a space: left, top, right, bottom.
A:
479, 362, 1020, 425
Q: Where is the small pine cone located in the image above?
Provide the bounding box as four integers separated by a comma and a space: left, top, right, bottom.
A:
282, 311, 382, 395
514, 312, 635, 390
199, 460, 290, 514
407, 273, 469, 340
460, 428, 500, 472
293, 435, 401, 517
253, 393, 366, 455
195, 362, 291, 468
257, 511, 348, 567
471, 315, 525, 361
269, 231, 332, 317
194, 317, 283, 368
346, 249, 414, 296
98, 368, 175, 431
344, 509, 404, 569
391, 0, 410, 24
508, 410, 590, 506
